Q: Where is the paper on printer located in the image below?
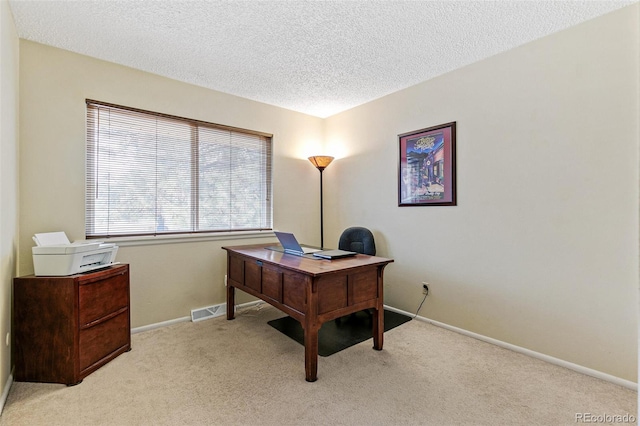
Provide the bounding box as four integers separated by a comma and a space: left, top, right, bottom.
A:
32, 231, 118, 276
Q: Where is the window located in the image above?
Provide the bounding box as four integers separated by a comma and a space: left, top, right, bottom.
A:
85, 100, 272, 238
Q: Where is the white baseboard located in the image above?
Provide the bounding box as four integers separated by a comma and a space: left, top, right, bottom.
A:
0, 370, 13, 416
384, 305, 637, 391
131, 300, 265, 334
131, 316, 191, 334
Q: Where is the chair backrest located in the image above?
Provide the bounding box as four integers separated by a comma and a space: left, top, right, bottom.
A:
338, 227, 376, 255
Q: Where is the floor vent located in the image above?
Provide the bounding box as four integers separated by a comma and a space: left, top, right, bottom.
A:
191, 303, 226, 322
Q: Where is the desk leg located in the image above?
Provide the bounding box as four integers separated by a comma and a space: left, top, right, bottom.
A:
373, 306, 384, 351
304, 325, 319, 382
226, 285, 235, 320
304, 279, 319, 382
373, 266, 385, 351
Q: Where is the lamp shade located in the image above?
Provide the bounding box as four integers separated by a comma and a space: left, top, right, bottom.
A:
308, 155, 334, 171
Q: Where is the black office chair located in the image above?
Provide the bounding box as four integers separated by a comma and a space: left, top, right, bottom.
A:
336, 227, 376, 325
338, 227, 376, 256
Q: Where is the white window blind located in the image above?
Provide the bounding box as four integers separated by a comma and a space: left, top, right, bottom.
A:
86, 100, 272, 238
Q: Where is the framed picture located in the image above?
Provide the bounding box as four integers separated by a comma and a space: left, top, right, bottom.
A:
398, 122, 456, 206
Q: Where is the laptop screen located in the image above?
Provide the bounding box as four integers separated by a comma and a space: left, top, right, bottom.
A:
274, 231, 321, 254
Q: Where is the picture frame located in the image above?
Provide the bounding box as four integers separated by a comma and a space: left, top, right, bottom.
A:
398, 122, 456, 206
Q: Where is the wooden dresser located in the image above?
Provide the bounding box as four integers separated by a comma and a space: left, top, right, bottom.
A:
13, 264, 131, 385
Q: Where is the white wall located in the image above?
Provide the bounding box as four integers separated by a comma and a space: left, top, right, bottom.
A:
18, 41, 324, 327
0, 0, 19, 404
323, 5, 639, 382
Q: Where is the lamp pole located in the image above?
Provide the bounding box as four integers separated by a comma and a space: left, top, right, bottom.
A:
308, 156, 334, 248
319, 168, 325, 248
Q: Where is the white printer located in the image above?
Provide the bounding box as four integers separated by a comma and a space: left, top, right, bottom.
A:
32, 231, 119, 276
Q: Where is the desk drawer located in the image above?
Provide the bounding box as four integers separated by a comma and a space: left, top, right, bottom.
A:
245, 261, 262, 293
283, 272, 306, 313
349, 269, 379, 304
262, 265, 282, 303
228, 256, 244, 285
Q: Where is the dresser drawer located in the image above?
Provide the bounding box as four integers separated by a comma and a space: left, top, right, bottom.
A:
79, 310, 130, 372
79, 271, 129, 326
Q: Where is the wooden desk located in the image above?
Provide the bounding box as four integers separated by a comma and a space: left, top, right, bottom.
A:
222, 244, 393, 382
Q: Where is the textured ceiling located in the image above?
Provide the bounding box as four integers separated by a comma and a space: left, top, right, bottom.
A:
8, 0, 636, 118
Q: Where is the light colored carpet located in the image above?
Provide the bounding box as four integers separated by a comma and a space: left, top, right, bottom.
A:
1, 304, 636, 426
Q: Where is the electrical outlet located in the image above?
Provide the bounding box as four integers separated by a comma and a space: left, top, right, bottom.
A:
422, 282, 429, 295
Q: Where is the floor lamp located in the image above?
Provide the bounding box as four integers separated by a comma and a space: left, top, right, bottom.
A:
308, 155, 334, 248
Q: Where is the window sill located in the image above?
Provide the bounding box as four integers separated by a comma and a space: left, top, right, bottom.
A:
96, 230, 275, 247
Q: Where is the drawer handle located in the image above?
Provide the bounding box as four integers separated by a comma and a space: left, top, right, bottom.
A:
256, 260, 263, 266
80, 306, 128, 329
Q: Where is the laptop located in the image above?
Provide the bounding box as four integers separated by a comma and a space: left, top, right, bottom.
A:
310, 250, 358, 260
273, 231, 357, 259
